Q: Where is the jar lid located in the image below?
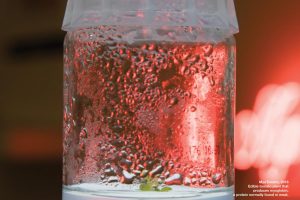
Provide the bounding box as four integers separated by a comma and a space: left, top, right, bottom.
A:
62, 0, 239, 37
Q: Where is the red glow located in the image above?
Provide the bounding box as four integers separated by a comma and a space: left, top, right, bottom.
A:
6, 128, 61, 161
235, 83, 300, 180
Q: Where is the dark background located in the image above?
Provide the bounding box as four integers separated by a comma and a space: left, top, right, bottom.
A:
0, 0, 299, 199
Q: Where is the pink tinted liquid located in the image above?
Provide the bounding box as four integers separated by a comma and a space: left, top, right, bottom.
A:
63, 27, 234, 188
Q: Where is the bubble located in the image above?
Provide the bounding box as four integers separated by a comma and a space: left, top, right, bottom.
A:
189, 171, 197, 178
212, 173, 222, 184
120, 170, 135, 184
191, 178, 197, 185
133, 170, 141, 176
199, 177, 207, 185
202, 44, 213, 56
104, 168, 116, 176
205, 179, 211, 186
199, 58, 209, 71
140, 169, 149, 178
144, 160, 154, 170
180, 65, 187, 75
105, 163, 111, 169
118, 150, 127, 158
169, 97, 178, 106
148, 43, 157, 51
165, 173, 183, 185
201, 171, 208, 177
149, 165, 164, 177
79, 128, 88, 138
209, 76, 215, 86
182, 53, 191, 60
183, 177, 191, 186
190, 106, 197, 112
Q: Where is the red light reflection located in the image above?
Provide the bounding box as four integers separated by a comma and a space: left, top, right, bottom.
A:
235, 82, 300, 180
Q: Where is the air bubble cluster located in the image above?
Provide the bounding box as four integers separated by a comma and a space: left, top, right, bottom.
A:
63, 26, 231, 188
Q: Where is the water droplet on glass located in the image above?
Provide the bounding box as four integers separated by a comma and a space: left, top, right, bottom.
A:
190, 106, 197, 112
104, 168, 116, 176
149, 165, 164, 177
140, 169, 149, 178
120, 170, 135, 184
183, 177, 191, 186
212, 173, 222, 184
165, 173, 183, 185
169, 97, 178, 106
199, 177, 207, 185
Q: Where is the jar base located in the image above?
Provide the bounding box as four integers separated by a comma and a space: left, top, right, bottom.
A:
63, 183, 234, 200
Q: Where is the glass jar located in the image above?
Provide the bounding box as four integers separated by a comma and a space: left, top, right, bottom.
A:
62, 0, 238, 199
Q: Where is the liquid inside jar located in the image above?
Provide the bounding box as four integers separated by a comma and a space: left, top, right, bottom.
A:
63, 26, 234, 198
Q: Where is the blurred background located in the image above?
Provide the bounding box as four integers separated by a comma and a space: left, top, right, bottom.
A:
0, 0, 299, 199
0, 0, 64, 199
